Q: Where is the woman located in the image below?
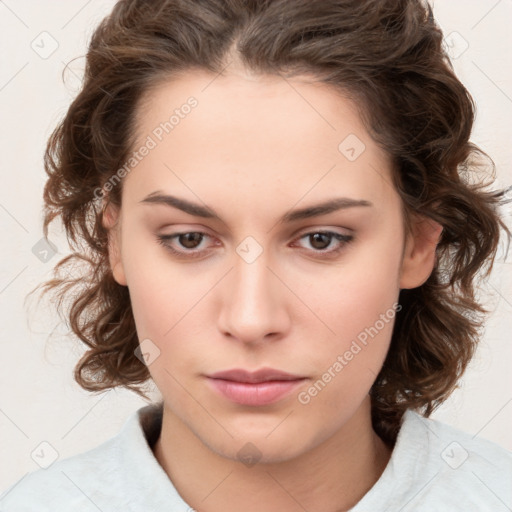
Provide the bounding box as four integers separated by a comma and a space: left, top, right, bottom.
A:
2, 0, 511, 510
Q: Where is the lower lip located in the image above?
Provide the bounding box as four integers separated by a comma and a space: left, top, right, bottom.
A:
207, 378, 306, 406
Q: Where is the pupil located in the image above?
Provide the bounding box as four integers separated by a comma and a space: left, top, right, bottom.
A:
310, 233, 330, 250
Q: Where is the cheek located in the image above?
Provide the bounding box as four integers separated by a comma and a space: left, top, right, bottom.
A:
122, 245, 208, 402
295, 230, 402, 397
304, 233, 402, 345
121, 237, 224, 397
120, 223, 216, 334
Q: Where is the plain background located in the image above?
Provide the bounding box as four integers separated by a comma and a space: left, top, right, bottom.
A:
1, 0, 511, 493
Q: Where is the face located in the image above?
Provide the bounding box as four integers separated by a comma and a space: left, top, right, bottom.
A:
105, 69, 440, 463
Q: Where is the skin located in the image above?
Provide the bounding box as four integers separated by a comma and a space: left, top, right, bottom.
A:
104, 67, 442, 512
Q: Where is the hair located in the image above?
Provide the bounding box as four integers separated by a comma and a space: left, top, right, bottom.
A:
36, 0, 511, 445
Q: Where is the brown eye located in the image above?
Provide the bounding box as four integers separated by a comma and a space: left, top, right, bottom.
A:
178, 232, 204, 249
156, 231, 213, 259
293, 231, 354, 257
309, 232, 332, 250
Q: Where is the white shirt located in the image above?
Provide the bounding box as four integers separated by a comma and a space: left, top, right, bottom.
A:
1, 403, 511, 511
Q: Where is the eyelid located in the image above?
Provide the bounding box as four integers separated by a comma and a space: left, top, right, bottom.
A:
293, 224, 353, 237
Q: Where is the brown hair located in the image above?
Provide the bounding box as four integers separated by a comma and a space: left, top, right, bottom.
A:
37, 0, 511, 444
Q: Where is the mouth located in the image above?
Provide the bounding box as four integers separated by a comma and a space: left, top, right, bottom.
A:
206, 368, 307, 406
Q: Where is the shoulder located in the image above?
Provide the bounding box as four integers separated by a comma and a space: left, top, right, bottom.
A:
395, 410, 512, 510
0, 403, 167, 512
0, 425, 130, 512
353, 409, 512, 511
412, 410, 512, 471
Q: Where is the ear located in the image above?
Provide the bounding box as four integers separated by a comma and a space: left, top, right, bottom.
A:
399, 215, 443, 289
102, 203, 127, 286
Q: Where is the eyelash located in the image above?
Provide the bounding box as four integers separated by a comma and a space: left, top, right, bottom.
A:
156, 230, 354, 260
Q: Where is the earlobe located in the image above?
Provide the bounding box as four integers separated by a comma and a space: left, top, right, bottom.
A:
102, 203, 127, 286
399, 215, 443, 290
111, 253, 128, 286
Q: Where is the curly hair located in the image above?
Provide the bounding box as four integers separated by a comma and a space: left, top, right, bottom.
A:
36, 0, 511, 445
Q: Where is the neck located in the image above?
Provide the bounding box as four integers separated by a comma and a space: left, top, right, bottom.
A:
153, 397, 392, 512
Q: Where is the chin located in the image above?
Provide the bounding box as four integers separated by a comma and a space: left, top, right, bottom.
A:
197, 421, 324, 467
216, 437, 309, 466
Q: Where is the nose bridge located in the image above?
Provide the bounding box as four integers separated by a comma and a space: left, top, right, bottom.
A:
217, 245, 289, 342
233, 251, 273, 304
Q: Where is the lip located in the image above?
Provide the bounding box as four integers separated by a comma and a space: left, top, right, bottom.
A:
206, 368, 307, 406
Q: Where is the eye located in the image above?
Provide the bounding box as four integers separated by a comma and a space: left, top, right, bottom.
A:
292, 231, 354, 257
157, 231, 214, 259
156, 229, 354, 260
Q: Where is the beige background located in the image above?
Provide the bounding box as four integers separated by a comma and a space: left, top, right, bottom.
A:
1, 0, 511, 493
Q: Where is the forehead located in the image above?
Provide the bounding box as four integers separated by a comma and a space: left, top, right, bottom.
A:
124, 70, 396, 213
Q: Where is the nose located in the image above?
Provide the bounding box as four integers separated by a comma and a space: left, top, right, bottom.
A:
216, 250, 291, 345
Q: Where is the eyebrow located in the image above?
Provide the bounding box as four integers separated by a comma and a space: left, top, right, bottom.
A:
140, 192, 373, 223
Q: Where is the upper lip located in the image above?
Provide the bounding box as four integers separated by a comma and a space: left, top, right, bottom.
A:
207, 368, 305, 384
